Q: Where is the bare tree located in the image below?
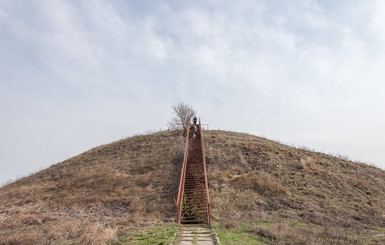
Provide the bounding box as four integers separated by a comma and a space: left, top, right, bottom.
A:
168, 102, 197, 135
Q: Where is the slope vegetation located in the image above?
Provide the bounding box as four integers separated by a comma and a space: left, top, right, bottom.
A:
206, 131, 385, 244
0, 130, 384, 244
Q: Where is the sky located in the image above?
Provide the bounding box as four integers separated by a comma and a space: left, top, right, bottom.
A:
1, 0, 385, 184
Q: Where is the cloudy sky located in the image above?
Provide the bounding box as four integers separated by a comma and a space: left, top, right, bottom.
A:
1, 0, 385, 184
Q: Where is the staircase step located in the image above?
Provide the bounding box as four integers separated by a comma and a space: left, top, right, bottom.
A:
184, 189, 207, 192
181, 218, 208, 222
181, 221, 208, 224
182, 207, 207, 210
184, 188, 205, 191
184, 201, 208, 204
177, 126, 211, 225
182, 210, 208, 214
184, 206, 208, 210
182, 208, 207, 212
181, 214, 207, 219
184, 202, 207, 206
184, 200, 208, 203
184, 191, 207, 195
184, 200, 208, 204
184, 194, 207, 198
184, 195, 206, 198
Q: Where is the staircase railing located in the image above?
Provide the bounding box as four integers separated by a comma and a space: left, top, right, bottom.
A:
199, 119, 211, 225
176, 126, 190, 225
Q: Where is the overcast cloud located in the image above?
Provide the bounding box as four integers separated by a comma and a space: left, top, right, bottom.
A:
1, 0, 385, 184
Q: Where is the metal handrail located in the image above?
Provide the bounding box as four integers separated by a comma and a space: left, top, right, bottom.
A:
199, 119, 211, 225
176, 126, 190, 224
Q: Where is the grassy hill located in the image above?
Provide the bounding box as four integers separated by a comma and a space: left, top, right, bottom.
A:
1, 130, 385, 244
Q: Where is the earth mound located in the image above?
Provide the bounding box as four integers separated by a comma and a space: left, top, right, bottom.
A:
1, 130, 384, 244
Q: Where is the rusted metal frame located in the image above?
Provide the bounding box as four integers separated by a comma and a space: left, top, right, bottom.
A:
199, 119, 211, 225
176, 126, 190, 225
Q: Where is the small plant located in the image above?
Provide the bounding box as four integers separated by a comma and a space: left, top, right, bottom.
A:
182, 194, 197, 218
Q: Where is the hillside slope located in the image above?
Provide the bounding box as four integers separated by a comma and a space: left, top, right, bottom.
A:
1, 130, 385, 244
207, 131, 385, 244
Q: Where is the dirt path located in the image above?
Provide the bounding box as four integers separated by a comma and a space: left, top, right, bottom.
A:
174, 226, 216, 245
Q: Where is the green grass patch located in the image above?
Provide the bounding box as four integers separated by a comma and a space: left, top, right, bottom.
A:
111, 225, 177, 245
216, 227, 267, 245
374, 226, 385, 232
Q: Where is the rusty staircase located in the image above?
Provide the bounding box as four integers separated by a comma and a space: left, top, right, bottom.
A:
176, 119, 211, 225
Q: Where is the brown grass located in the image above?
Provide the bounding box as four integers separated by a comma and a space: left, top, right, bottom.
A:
231, 171, 289, 195
299, 156, 319, 170
1, 130, 385, 244
3, 219, 116, 245
205, 130, 385, 244
0, 130, 184, 244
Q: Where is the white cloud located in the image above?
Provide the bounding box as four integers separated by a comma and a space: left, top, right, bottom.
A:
1, 0, 385, 184
372, 0, 385, 41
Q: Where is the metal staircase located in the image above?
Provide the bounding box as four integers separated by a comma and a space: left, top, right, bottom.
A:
176, 119, 210, 225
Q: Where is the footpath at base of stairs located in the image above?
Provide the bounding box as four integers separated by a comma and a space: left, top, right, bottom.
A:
173, 226, 217, 245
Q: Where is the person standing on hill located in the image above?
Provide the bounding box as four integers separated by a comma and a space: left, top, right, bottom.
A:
190, 116, 198, 139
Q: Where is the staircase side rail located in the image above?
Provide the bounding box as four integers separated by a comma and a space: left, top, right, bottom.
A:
199, 120, 211, 225
176, 126, 190, 224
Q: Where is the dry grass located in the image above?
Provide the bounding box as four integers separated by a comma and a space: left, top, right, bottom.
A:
0, 130, 184, 244
2, 218, 116, 245
205, 130, 385, 244
1, 129, 385, 244
231, 171, 289, 195
299, 157, 319, 170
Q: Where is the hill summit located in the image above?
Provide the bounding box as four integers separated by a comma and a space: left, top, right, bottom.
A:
1, 130, 385, 244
